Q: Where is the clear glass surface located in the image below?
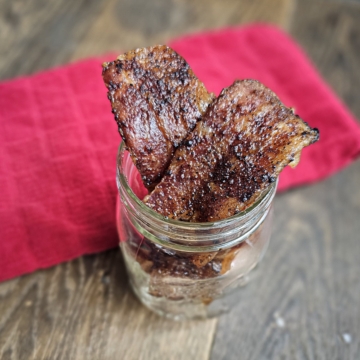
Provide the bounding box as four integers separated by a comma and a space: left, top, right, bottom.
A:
116, 143, 276, 320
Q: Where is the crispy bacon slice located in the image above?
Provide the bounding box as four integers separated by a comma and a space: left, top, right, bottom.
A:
144, 80, 319, 221
102, 45, 214, 190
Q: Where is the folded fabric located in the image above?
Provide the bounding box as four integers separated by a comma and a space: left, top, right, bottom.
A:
1, 24, 360, 282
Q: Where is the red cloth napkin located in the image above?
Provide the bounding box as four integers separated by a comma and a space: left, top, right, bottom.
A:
1, 24, 360, 282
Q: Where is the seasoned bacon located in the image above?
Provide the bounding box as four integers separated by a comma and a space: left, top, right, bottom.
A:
144, 80, 319, 221
102, 45, 214, 190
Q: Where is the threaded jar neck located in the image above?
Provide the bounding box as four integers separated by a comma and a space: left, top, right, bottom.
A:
117, 142, 277, 252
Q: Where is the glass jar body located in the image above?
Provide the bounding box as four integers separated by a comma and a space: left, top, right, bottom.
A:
117, 144, 276, 320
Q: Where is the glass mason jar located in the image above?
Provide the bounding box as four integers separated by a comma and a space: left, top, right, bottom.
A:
116, 142, 277, 320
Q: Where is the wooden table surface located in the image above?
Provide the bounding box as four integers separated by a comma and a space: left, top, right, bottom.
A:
1, 0, 360, 359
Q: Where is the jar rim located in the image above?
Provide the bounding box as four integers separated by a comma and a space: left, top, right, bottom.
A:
117, 141, 278, 231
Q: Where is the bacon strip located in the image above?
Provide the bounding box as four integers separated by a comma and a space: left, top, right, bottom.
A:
102, 45, 214, 190
144, 80, 319, 221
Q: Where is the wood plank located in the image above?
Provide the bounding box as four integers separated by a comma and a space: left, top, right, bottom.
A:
70, 0, 295, 61
290, 0, 360, 119
0, 250, 217, 360
0, 0, 295, 82
0, 0, 104, 81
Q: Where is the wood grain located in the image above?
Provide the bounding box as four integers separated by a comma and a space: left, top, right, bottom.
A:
0, 0, 295, 80
70, 0, 295, 60
0, 250, 217, 360
0, 0, 103, 81
291, 0, 360, 119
